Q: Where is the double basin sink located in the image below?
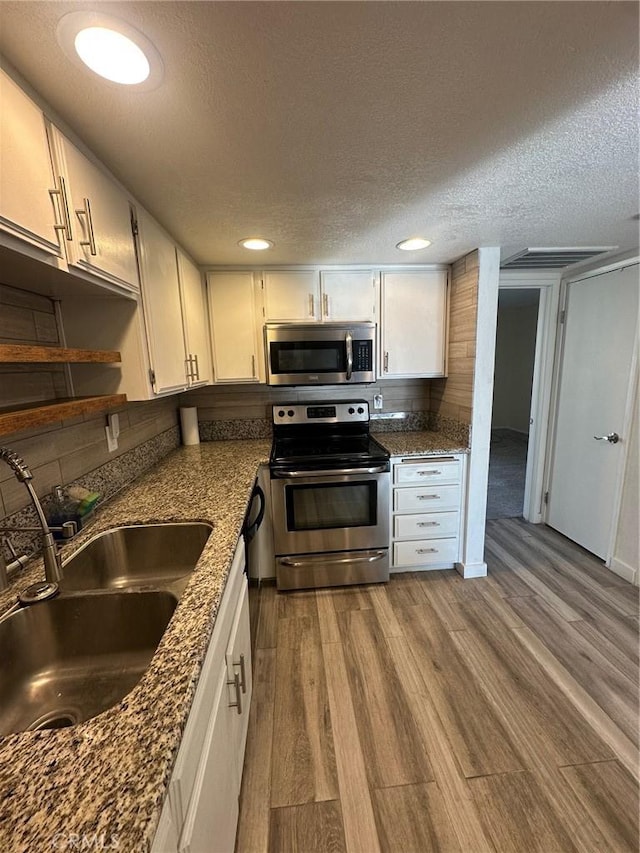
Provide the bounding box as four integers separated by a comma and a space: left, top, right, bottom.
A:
0, 523, 212, 737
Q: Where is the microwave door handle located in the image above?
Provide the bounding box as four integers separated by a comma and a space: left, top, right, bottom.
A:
346, 331, 353, 380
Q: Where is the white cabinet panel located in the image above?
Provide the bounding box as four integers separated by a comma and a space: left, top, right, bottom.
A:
0, 70, 61, 256
263, 270, 320, 322
137, 210, 188, 395
393, 459, 461, 485
225, 581, 252, 776
394, 511, 460, 540
394, 537, 459, 567
178, 251, 211, 387
391, 454, 465, 571
381, 270, 448, 378
207, 272, 261, 382
319, 270, 377, 321
51, 128, 138, 291
394, 483, 461, 513
178, 665, 239, 853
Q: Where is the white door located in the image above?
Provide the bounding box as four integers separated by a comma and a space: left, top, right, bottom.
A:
263, 270, 320, 321
178, 250, 212, 387
207, 272, 260, 382
547, 264, 638, 559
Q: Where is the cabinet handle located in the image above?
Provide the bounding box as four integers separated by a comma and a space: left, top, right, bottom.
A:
251, 354, 256, 378
49, 175, 73, 241
323, 292, 329, 318
184, 357, 192, 380
418, 470, 442, 476
193, 353, 200, 380
309, 293, 315, 317
234, 653, 247, 693
227, 672, 242, 714
384, 351, 389, 373
76, 197, 97, 255
417, 521, 440, 527
417, 494, 440, 500
416, 547, 438, 554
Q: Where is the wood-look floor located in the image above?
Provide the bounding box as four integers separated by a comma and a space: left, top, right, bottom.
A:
236, 519, 639, 853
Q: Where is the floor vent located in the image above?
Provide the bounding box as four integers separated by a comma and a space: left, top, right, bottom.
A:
500, 247, 616, 269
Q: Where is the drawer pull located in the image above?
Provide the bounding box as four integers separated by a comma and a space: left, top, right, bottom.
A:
416, 547, 438, 554
417, 494, 440, 500
234, 653, 247, 693
227, 672, 242, 715
417, 521, 440, 527
418, 470, 441, 476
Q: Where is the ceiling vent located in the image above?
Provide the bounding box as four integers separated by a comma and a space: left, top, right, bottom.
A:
501, 247, 615, 269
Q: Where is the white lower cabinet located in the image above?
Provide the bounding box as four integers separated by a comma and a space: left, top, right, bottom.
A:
391, 454, 465, 571
152, 539, 252, 853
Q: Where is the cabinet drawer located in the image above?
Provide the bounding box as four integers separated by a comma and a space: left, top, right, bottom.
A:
394, 459, 460, 485
394, 537, 459, 567
394, 511, 459, 540
394, 484, 461, 513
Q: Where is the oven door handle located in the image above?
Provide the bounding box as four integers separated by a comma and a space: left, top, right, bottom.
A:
272, 465, 388, 478
345, 330, 353, 380
279, 550, 388, 568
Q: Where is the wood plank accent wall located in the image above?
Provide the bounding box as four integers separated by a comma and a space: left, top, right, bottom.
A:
430, 251, 479, 425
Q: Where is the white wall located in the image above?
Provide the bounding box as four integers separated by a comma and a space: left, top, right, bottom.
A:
492, 298, 538, 433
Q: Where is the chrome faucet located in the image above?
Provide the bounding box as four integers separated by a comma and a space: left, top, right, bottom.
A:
0, 448, 72, 589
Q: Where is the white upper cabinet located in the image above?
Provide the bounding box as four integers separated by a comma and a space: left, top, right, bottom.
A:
136, 209, 189, 395
262, 270, 320, 322
178, 251, 212, 388
0, 69, 63, 257
319, 270, 378, 322
262, 269, 377, 323
49, 126, 139, 292
207, 272, 262, 383
381, 270, 448, 378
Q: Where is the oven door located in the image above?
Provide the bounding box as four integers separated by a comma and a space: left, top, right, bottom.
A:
270, 466, 390, 556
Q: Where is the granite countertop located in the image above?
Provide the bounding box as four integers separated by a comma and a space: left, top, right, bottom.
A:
0, 439, 270, 853
374, 430, 469, 457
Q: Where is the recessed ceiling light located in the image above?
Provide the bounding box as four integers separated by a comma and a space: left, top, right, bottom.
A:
239, 238, 274, 251
396, 237, 432, 251
57, 12, 163, 89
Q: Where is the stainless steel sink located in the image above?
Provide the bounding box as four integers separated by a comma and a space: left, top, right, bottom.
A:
0, 591, 177, 736
60, 523, 212, 597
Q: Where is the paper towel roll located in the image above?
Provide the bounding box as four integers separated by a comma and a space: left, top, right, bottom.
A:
179, 407, 200, 446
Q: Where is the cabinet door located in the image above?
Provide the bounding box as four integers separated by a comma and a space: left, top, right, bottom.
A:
178, 665, 239, 853
225, 580, 252, 777
263, 270, 320, 322
178, 251, 212, 387
381, 270, 448, 378
53, 129, 138, 290
207, 272, 261, 383
137, 210, 188, 394
0, 70, 62, 256
320, 270, 377, 322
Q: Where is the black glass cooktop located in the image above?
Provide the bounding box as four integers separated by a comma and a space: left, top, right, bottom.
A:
270, 434, 389, 467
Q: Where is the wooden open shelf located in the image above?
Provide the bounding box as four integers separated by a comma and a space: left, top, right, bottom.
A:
0, 344, 121, 363
0, 395, 127, 436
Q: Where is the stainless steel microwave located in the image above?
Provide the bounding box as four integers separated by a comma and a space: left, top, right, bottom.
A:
265, 323, 376, 385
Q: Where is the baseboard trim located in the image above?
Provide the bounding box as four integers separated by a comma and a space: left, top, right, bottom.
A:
455, 560, 488, 579
608, 557, 638, 586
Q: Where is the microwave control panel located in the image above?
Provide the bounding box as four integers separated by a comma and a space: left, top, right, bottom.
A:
353, 340, 373, 371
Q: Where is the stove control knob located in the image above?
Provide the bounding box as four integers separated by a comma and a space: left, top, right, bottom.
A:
348, 407, 355, 414
357, 406, 364, 414
287, 410, 295, 417
278, 410, 285, 418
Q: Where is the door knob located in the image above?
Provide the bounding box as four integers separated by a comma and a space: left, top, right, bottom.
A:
593, 432, 619, 444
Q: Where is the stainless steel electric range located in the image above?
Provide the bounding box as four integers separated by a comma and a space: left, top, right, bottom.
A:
269, 400, 390, 591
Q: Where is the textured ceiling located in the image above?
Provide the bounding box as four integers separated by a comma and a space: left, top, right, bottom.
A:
0, 1, 638, 266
